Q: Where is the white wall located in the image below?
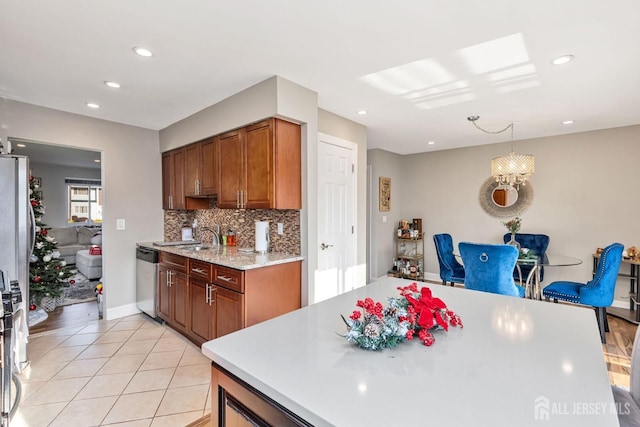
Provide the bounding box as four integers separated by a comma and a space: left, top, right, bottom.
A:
159, 77, 278, 152
30, 162, 101, 227
369, 125, 640, 306
0, 98, 163, 319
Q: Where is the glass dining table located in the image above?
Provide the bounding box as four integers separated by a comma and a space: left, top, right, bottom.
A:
517, 253, 583, 300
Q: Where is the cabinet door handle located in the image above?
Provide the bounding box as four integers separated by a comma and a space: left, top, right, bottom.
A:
169, 195, 173, 210
192, 267, 206, 274
216, 275, 234, 283
241, 190, 245, 208
209, 285, 215, 306
197, 179, 201, 195
205, 283, 210, 304
236, 190, 240, 208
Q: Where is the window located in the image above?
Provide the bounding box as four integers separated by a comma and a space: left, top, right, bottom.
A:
66, 178, 102, 225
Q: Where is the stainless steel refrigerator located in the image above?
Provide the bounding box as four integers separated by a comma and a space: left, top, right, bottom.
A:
0, 154, 33, 373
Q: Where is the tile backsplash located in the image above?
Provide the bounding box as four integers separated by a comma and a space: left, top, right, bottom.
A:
164, 207, 300, 255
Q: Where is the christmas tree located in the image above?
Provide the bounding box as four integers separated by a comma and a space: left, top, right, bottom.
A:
29, 175, 75, 306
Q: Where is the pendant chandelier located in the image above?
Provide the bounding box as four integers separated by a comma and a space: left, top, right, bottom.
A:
468, 115, 534, 189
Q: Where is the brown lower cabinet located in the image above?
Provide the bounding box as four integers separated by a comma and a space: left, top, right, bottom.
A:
211, 363, 312, 427
157, 253, 189, 334
158, 252, 301, 347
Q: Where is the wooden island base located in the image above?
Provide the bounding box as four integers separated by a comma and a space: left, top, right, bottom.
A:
211, 363, 311, 427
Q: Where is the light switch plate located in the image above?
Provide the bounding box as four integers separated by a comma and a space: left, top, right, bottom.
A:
277, 223, 284, 235
116, 219, 126, 230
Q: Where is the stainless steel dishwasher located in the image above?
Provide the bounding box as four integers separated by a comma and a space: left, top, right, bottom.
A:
136, 246, 159, 320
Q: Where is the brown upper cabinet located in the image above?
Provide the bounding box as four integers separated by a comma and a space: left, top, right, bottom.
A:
163, 117, 301, 210
162, 147, 209, 210
162, 149, 185, 210
217, 118, 301, 209
184, 137, 217, 197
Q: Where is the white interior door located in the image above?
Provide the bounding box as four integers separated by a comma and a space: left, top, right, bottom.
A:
316, 134, 357, 303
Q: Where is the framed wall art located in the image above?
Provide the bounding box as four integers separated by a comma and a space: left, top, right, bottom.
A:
379, 177, 391, 211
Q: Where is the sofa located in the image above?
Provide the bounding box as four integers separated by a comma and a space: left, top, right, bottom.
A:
47, 226, 102, 265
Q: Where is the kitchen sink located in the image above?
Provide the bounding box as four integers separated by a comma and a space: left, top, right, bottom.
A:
182, 245, 213, 251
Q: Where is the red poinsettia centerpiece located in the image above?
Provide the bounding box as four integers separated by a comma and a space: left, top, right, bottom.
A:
341, 282, 462, 350
398, 282, 463, 346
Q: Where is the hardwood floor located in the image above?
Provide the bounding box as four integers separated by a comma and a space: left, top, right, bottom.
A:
604, 314, 636, 388
29, 300, 100, 334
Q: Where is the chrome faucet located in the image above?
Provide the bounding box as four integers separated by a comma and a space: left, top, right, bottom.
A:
201, 224, 221, 248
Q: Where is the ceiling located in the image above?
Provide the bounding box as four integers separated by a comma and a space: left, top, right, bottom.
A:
9, 139, 101, 170
1, 1, 640, 155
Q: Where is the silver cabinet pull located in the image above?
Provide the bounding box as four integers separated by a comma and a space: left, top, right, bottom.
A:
236, 190, 240, 208
216, 275, 234, 283
209, 286, 215, 306
192, 267, 206, 274
205, 283, 210, 304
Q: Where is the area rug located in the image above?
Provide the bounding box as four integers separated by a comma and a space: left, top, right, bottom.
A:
61, 272, 100, 306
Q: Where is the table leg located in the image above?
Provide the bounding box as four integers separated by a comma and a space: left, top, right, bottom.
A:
525, 265, 539, 299
633, 264, 640, 323
630, 264, 636, 312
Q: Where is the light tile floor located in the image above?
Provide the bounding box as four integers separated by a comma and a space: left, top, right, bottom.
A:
14, 314, 211, 426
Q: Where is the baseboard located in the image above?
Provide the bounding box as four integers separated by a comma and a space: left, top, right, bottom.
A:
423, 272, 441, 283
105, 303, 141, 321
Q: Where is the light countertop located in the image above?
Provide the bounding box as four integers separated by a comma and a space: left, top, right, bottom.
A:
137, 242, 303, 270
202, 276, 617, 426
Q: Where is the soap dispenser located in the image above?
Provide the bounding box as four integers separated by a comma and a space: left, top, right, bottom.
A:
227, 229, 236, 246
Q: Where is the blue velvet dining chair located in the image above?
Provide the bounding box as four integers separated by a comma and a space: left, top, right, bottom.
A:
433, 233, 465, 286
542, 242, 623, 344
502, 233, 550, 283
459, 242, 525, 298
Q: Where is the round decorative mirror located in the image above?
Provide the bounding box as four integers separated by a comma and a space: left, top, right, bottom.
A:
491, 185, 518, 207
479, 177, 533, 218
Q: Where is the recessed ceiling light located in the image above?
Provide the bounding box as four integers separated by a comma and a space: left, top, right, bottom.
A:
133, 46, 153, 57
86, 102, 100, 109
551, 55, 574, 65
357, 110, 368, 115
427, 141, 435, 145
16, 143, 26, 148
562, 120, 574, 125
104, 81, 121, 89
94, 159, 101, 163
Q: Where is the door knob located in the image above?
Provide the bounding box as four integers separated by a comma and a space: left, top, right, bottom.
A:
320, 242, 334, 250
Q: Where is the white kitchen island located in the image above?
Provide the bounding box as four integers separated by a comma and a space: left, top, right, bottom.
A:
202, 277, 619, 426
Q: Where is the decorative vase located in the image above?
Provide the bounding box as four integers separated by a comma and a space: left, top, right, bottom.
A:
40, 296, 56, 312
507, 233, 521, 251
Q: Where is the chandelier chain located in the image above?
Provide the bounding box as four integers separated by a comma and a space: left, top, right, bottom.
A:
469, 119, 514, 138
